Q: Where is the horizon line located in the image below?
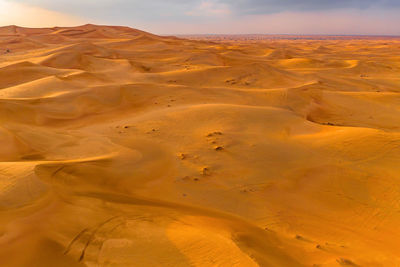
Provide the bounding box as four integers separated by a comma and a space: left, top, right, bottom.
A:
1, 23, 400, 38
172, 33, 400, 37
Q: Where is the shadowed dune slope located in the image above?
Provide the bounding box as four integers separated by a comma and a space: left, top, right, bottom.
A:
1, 25, 400, 266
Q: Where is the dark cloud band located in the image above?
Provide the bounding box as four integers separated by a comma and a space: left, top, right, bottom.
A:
218, 0, 400, 14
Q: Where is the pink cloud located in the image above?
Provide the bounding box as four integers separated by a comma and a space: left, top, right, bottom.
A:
185, 1, 231, 17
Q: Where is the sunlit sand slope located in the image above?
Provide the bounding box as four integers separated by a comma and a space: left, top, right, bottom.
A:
0, 25, 400, 266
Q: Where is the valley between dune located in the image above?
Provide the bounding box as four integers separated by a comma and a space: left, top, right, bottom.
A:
0, 24, 400, 266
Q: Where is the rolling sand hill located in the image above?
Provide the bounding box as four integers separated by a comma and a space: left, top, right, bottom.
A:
0, 25, 400, 266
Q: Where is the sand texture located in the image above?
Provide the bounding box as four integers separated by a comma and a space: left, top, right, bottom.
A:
0, 24, 400, 266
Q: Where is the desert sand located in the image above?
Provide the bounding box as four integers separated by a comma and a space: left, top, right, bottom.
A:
0, 24, 400, 266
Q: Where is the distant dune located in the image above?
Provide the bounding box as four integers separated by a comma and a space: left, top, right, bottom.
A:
0, 24, 400, 266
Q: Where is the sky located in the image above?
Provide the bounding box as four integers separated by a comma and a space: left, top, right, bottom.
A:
0, 0, 399, 35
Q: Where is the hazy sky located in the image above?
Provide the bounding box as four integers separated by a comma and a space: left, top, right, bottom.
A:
1, 0, 399, 35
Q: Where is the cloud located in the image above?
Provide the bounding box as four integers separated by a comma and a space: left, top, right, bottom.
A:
5, 0, 400, 21
186, 1, 231, 17
0, 1, 84, 27
218, 0, 400, 15
5, 0, 200, 22
142, 8, 400, 36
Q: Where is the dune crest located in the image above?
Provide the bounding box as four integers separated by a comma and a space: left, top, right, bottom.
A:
0, 25, 400, 266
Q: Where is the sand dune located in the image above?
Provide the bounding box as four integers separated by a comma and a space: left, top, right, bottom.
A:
0, 25, 400, 266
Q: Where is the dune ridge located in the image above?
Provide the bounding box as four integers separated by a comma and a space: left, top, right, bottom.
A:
0, 25, 400, 266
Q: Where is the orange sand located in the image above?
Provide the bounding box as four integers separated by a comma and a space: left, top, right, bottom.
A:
0, 24, 400, 266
